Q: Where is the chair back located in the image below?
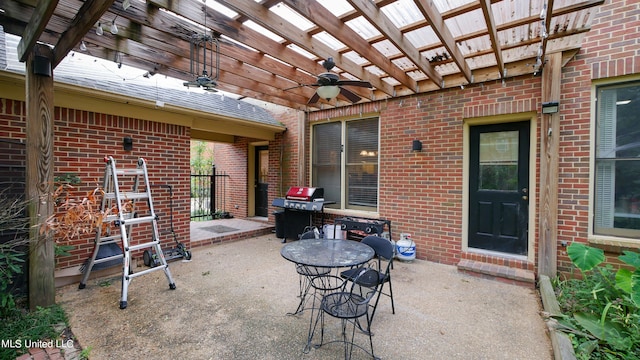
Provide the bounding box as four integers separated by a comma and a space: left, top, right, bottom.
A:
348, 265, 380, 306
361, 235, 394, 262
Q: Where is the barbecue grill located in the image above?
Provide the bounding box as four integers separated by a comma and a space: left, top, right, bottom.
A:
272, 187, 329, 242
335, 216, 393, 240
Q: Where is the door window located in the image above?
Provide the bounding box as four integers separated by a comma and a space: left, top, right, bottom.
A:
479, 131, 519, 191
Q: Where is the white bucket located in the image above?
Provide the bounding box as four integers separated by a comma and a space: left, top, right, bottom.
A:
396, 233, 416, 261
323, 224, 345, 239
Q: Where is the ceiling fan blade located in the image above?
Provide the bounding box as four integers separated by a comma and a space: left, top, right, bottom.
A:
307, 92, 320, 104
284, 83, 317, 91
336, 80, 372, 88
339, 87, 362, 103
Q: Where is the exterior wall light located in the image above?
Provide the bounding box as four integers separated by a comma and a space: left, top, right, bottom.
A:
33, 55, 52, 77
123, 137, 133, 151
412, 139, 423, 152
542, 101, 559, 114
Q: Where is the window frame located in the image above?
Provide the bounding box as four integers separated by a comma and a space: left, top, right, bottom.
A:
589, 77, 640, 246
310, 116, 380, 214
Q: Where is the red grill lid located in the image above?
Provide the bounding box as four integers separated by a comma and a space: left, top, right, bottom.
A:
285, 187, 321, 201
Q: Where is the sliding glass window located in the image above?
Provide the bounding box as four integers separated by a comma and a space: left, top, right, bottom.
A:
312, 117, 379, 212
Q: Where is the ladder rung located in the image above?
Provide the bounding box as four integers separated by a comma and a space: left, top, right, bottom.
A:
104, 192, 149, 201
115, 168, 145, 176
127, 265, 168, 280
98, 235, 122, 244
127, 240, 160, 252
93, 254, 123, 264
104, 212, 136, 223
118, 215, 156, 226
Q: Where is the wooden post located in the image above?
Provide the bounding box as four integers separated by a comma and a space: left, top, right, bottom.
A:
537, 52, 562, 278
26, 43, 56, 309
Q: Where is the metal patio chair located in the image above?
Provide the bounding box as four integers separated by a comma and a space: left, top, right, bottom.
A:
340, 235, 395, 325
314, 265, 381, 359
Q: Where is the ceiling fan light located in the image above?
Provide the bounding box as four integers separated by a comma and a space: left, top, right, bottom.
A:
316, 85, 340, 101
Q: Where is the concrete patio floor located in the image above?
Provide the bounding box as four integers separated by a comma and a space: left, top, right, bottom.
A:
57, 232, 552, 360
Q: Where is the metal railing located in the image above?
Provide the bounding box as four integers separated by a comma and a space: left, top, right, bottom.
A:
190, 165, 230, 220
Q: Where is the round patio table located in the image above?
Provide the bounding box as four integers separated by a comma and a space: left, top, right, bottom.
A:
281, 238, 374, 353
280, 238, 374, 269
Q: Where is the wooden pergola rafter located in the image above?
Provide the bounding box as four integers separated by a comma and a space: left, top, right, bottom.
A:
0, 0, 603, 110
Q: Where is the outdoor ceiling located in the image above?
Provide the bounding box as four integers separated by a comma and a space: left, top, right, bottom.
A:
0, 0, 603, 111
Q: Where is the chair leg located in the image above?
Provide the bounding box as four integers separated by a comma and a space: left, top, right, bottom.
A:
308, 284, 336, 353
369, 280, 395, 324
366, 313, 375, 359
305, 288, 322, 353
345, 318, 358, 360
388, 279, 395, 314
346, 316, 375, 360
369, 284, 384, 324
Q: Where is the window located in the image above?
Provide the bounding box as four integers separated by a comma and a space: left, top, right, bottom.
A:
479, 131, 519, 191
594, 82, 640, 237
312, 117, 379, 211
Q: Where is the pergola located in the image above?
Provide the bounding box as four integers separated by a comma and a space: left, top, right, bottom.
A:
1, 0, 603, 110
0, 0, 603, 308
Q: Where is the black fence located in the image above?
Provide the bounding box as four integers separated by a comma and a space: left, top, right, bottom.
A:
190, 165, 231, 221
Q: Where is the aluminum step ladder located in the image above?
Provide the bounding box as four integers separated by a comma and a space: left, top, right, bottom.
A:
78, 156, 176, 309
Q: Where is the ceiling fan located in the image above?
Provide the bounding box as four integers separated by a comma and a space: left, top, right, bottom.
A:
183, 1, 219, 92
291, 57, 372, 104
183, 32, 219, 92
183, 70, 217, 92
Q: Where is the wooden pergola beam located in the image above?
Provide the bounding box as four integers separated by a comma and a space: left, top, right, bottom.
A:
17, 0, 58, 62
414, 0, 473, 84
51, 0, 115, 67
538, 51, 562, 278
479, 0, 505, 79
347, 0, 443, 90
284, 0, 417, 92
214, 0, 382, 98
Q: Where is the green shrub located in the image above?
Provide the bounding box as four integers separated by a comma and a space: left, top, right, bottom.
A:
0, 304, 69, 359
555, 242, 640, 359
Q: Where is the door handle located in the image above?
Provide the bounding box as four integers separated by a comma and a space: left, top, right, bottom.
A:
522, 187, 528, 201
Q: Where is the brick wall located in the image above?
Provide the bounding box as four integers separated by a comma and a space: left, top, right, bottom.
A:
555, 0, 640, 273
272, 108, 302, 197
0, 98, 191, 271
212, 138, 249, 218
212, 106, 301, 221
310, 82, 541, 267
303, 0, 639, 275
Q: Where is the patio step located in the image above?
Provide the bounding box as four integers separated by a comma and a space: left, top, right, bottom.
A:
190, 220, 275, 249
457, 259, 535, 288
